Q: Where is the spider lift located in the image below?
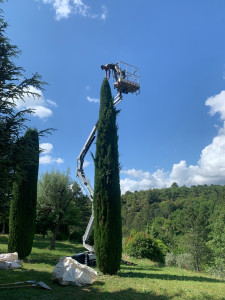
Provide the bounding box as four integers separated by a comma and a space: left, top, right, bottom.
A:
76, 62, 140, 258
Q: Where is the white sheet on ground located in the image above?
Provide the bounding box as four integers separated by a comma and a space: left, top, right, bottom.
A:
52, 256, 98, 286
0, 252, 21, 269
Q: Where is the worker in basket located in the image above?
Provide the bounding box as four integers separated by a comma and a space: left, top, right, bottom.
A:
101, 63, 125, 81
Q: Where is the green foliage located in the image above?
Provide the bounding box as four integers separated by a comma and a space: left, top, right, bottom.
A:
165, 252, 195, 270
176, 253, 195, 271
207, 206, 225, 266
36, 169, 83, 249
181, 232, 210, 272
69, 192, 91, 242
122, 184, 225, 271
155, 238, 168, 255
93, 78, 122, 275
124, 232, 165, 263
207, 264, 225, 279
0, 4, 45, 232
165, 253, 176, 267
8, 128, 39, 259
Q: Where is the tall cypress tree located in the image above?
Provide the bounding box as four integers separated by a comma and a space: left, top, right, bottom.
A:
93, 78, 122, 275
8, 128, 39, 259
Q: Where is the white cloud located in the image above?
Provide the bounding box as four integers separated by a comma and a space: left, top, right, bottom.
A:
86, 96, 99, 104
54, 0, 71, 20
39, 143, 64, 165
14, 86, 56, 119
205, 90, 225, 120
54, 157, 64, 164
47, 99, 58, 107
34, 106, 53, 118
100, 5, 107, 20
39, 155, 53, 165
73, 0, 90, 17
120, 89, 225, 194
39, 0, 107, 21
40, 155, 64, 165
40, 143, 53, 154
120, 169, 168, 194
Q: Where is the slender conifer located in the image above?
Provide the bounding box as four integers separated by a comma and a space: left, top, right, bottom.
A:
93, 78, 122, 274
8, 128, 39, 259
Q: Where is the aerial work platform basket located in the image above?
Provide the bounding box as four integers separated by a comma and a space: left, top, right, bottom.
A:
113, 61, 140, 95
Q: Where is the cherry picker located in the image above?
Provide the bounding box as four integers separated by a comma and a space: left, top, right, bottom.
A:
75, 62, 140, 265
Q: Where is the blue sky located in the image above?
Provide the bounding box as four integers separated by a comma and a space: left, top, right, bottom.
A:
3, 0, 225, 193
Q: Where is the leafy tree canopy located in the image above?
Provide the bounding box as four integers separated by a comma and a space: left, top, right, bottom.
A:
37, 169, 84, 249
0, 1, 46, 228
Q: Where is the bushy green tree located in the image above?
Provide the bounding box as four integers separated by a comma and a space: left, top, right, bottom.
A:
8, 128, 39, 259
124, 232, 165, 263
207, 206, 225, 266
0, 1, 45, 232
69, 193, 91, 242
93, 78, 122, 275
37, 169, 81, 249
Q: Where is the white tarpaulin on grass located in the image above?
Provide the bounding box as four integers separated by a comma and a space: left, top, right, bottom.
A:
52, 256, 98, 287
0, 252, 21, 269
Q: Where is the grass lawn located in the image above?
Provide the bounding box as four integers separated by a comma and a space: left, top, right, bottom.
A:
0, 235, 225, 300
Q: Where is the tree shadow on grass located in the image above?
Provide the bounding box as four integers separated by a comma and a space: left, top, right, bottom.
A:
121, 265, 161, 272
32, 238, 84, 252
0, 234, 8, 244
0, 268, 178, 300
119, 271, 224, 283
0, 267, 222, 300
0, 235, 84, 255
27, 247, 85, 267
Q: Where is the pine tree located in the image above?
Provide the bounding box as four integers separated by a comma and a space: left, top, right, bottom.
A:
0, 1, 45, 230
8, 128, 39, 259
93, 78, 122, 275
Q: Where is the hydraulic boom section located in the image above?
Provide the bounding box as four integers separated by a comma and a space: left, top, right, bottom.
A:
76, 62, 140, 251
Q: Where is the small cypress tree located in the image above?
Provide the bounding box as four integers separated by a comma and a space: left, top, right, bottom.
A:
8, 128, 39, 259
93, 78, 122, 274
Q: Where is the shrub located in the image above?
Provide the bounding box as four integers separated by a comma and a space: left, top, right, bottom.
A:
176, 253, 194, 270
124, 232, 165, 263
207, 264, 225, 279
165, 253, 176, 267
155, 238, 168, 255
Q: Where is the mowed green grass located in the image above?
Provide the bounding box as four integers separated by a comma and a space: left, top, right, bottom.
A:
0, 235, 225, 300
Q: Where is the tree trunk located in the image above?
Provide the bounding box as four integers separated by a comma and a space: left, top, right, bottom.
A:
1, 221, 5, 234
50, 222, 60, 250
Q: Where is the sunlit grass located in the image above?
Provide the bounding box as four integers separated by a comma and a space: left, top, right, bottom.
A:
0, 234, 225, 299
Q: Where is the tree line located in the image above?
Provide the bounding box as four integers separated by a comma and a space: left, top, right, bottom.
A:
121, 183, 225, 271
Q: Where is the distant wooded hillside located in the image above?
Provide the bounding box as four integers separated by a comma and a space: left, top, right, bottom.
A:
121, 184, 225, 269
